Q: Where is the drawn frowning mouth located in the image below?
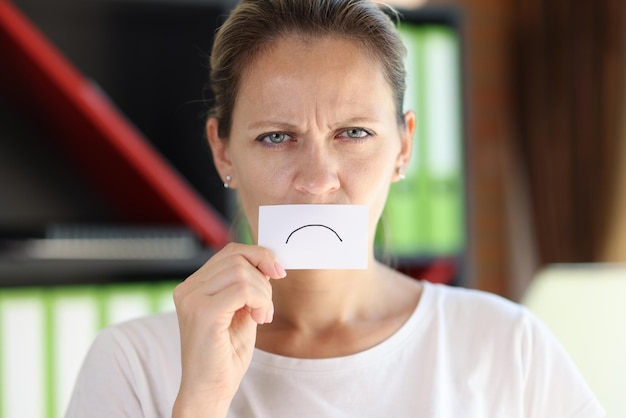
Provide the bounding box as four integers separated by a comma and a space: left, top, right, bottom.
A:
285, 224, 343, 244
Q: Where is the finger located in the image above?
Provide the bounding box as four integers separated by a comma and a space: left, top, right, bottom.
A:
219, 243, 287, 279
189, 253, 273, 295
207, 262, 273, 310
209, 280, 274, 325
175, 262, 273, 319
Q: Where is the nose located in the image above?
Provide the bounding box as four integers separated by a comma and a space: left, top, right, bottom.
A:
293, 141, 340, 196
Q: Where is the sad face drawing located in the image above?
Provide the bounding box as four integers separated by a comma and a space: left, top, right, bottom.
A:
258, 204, 368, 269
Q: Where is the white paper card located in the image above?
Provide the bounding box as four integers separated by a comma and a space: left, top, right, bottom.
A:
258, 204, 368, 269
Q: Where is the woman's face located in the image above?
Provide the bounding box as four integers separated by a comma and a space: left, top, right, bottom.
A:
208, 36, 414, 246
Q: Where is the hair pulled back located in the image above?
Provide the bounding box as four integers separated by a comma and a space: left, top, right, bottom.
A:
209, 0, 407, 138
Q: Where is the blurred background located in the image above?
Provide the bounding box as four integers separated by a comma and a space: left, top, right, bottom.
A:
1, 0, 625, 297
1, 0, 625, 417
424, 0, 626, 301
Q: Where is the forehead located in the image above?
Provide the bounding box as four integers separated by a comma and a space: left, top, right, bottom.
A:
242, 35, 384, 84
233, 36, 395, 123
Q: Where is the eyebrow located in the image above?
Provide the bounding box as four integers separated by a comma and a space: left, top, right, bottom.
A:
247, 116, 381, 132
247, 120, 300, 131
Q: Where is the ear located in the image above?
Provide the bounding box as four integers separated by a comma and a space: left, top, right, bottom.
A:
394, 110, 415, 180
206, 117, 235, 187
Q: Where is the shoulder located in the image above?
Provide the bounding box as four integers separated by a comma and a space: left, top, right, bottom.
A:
422, 281, 528, 324
81, 311, 180, 379
418, 282, 550, 353
419, 283, 605, 416
93, 310, 180, 357
66, 311, 181, 417
104, 310, 179, 339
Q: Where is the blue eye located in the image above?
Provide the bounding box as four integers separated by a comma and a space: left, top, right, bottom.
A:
339, 128, 373, 140
258, 132, 292, 144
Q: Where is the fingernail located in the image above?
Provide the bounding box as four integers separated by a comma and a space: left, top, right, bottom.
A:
274, 261, 287, 278
267, 305, 274, 323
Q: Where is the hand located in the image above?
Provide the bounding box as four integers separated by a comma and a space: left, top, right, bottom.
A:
171, 243, 286, 417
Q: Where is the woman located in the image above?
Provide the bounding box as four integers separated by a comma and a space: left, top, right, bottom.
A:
66, 1, 604, 417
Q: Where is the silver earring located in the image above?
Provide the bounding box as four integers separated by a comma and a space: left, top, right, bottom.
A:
223, 175, 232, 189
397, 166, 406, 180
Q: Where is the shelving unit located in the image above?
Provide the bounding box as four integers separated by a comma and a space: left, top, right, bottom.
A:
0, 0, 230, 249
0, 1, 467, 287
381, 8, 469, 285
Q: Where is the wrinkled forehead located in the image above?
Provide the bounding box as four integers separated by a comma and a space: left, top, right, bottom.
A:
236, 32, 391, 100
232, 36, 395, 125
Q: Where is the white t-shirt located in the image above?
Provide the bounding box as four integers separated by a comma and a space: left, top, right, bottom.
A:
65, 282, 604, 417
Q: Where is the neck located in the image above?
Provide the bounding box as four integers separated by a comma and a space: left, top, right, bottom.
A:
256, 261, 423, 358
269, 262, 387, 332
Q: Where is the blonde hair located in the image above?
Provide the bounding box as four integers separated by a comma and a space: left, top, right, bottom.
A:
208, 0, 407, 138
